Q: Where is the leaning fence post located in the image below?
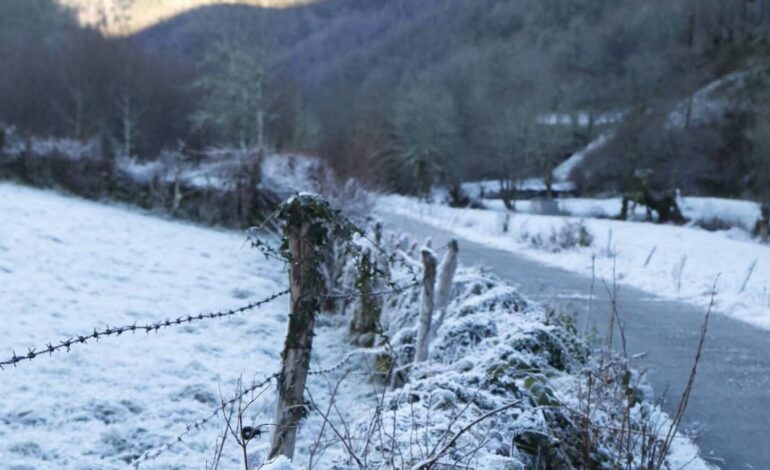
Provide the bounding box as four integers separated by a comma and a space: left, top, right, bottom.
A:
414, 248, 438, 363
269, 196, 323, 460
431, 239, 459, 338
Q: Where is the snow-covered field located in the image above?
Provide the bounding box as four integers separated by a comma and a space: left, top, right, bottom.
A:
0, 182, 373, 468
379, 195, 770, 331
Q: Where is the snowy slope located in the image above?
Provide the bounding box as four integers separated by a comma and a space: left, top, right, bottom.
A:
666, 66, 770, 129
552, 131, 614, 182
0, 182, 296, 468
0, 182, 385, 469
538, 67, 770, 185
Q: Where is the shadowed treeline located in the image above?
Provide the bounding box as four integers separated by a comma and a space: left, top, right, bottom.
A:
3, 0, 770, 207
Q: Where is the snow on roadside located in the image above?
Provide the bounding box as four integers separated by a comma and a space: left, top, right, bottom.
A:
378, 194, 770, 331
366, 255, 715, 469
484, 195, 762, 231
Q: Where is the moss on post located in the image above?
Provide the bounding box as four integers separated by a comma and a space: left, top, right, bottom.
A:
269, 195, 333, 460
350, 248, 383, 346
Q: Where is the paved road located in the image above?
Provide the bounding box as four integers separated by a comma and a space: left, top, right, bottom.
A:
390, 214, 770, 470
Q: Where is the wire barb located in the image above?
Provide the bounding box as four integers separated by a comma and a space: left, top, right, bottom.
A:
322, 281, 420, 301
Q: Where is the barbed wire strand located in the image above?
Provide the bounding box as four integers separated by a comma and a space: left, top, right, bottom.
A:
132, 373, 280, 468
323, 281, 420, 301
134, 347, 396, 467
0, 289, 290, 371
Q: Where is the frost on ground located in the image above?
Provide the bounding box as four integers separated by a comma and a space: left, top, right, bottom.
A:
302, 233, 714, 469
0, 183, 712, 469
0, 182, 293, 468
379, 195, 770, 331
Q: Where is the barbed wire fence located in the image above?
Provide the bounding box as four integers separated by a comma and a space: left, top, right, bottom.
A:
132, 373, 280, 467
132, 346, 397, 467
2, 194, 427, 468
0, 281, 420, 372
0, 281, 412, 464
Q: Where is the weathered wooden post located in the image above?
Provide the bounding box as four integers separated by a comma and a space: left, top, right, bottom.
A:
414, 248, 438, 363
431, 239, 459, 338
269, 195, 325, 460
350, 248, 383, 347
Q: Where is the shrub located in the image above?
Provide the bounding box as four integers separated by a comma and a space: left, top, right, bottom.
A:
519, 220, 594, 252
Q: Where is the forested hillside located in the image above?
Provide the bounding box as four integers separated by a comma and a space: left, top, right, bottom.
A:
3, 0, 770, 203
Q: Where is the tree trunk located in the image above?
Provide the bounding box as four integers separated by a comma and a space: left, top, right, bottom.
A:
172, 179, 183, 214
414, 248, 438, 363
269, 211, 320, 460
758, 203, 770, 244
501, 179, 516, 211
545, 165, 554, 200
374, 221, 383, 246
122, 92, 133, 157
618, 196, 630, 220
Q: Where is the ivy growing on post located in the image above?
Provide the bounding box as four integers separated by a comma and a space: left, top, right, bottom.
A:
350, 248, 383, 347
254, 194, 347, 460
251, 194, 386, 459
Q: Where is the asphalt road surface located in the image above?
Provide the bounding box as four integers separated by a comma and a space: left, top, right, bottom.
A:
389, 214, 770, 469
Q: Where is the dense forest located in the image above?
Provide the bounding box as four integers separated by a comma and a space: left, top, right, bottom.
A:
2, 0, 770, 205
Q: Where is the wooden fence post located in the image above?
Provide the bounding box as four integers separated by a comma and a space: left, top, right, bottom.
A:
414, 248, 438, 363
269, 197, 322, 460
350, 248, 382, 347
431, 239, 459, 338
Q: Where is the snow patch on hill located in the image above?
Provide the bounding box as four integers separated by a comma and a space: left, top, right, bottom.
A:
666, 67, 770, 129
553, 131, 614, 182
